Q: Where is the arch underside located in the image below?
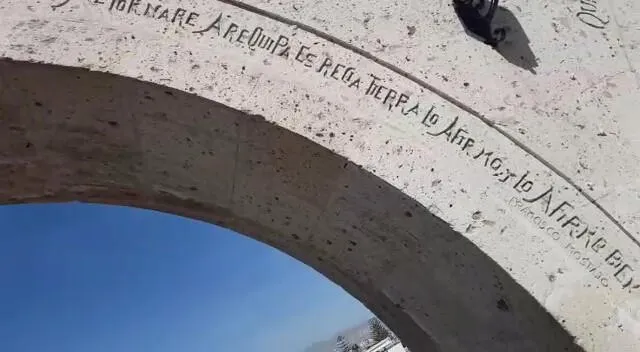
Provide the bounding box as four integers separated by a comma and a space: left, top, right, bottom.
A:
0, 60, 581, 352
2, 0, 640, 350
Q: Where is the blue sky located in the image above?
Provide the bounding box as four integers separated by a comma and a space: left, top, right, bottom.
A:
0, 203, 372, 352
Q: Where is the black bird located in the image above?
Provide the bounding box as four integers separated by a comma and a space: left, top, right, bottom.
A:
453, 0, 506, 47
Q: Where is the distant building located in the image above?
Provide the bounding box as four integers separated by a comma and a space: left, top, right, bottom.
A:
364, 338, 406, 352
386, 343, 407, 352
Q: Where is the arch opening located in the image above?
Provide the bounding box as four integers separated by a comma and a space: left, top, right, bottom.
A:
0, 201, 385, 352
0, 60, 583, 352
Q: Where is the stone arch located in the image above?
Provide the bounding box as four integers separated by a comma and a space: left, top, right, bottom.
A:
2, 0, 640, 351
0, 58, 580, 352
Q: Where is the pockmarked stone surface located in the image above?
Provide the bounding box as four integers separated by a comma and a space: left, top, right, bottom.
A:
1, 0, 639, 351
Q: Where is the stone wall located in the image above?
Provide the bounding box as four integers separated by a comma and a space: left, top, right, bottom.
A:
1, 1, 639, 350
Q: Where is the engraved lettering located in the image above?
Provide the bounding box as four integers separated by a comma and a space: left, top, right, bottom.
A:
420, 105, 435, 125
330, 63, 346, 80
109, 0, 127, 11
193, 13, 222, 34
295, 45, 317, 68
575, 0, 609, 29
496, 169, 516, 183
396, 93, 410, 109
236, 29, 249, 44
383, 88, 398, 109
365, 74, 381, 95
580, 0, 598, 12
402, 102, 420, 116
52, 0, 73, 9
127, 0, 141, 14
577, 11, 610, 29
67, 3, 640, 296
341, 67, 355, 82
614, 264, 634, 288
374, 85, 387, 100
489, 157, 503, 171
317, 57, 333, 77
223, 23, 239, 42
143, 3, 160, 17
514, 172, 535, 194
427, 116, 458, 137
462, 137, 475, 151
157, 8, 170, 21
590, 237, 607, 253
272, 35, 289, 55
606, 249, 624, 269
523, 185, 551, 209
247, 27, 264, 47
257, 36, 275, 51
171, 8, 187, 25
549, 201, 574, 219
185, 12, 199, 26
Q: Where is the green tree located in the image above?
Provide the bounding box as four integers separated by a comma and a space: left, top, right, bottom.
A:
349, 343, 361, 352
368, 317, 391, 343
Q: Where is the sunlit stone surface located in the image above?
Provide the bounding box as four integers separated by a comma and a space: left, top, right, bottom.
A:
1, 0, 639, 350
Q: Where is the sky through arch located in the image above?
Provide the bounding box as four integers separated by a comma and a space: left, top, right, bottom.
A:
0, 203, 373, 352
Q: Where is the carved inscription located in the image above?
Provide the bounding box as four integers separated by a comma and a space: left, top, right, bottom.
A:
406, 107, 637, 292
193, 12, 638, 293
508, 197, 637, 290
88, 0, 200, 27
420, 116, 638, 293
53, 0, 637, 295
575, 0, 609, 29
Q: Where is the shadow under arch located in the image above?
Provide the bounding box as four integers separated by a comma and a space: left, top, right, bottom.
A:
0, 59, 582, 352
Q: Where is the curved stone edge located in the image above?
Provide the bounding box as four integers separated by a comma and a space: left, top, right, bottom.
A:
2, 59, 587, 352
1, 0, 640, 350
